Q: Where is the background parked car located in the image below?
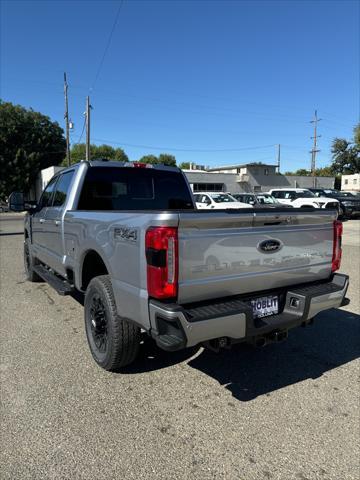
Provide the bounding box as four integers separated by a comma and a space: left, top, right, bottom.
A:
308, 188, 360, 218
269, 188, 339, 211
0, 201, 9, 212
232, 192, 293, 208
342, 191, 360, 198
194, 192, 250, 209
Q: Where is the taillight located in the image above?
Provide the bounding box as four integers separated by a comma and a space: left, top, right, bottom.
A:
332, 220, 343, 272
133, 162, 148, 168
145, 227, 178, 299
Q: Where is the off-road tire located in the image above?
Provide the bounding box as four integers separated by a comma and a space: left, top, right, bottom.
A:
24, 238, 42, 282
84, 275, 140, 371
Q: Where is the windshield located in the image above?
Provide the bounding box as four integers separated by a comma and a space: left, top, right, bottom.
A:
337, 192, 354, 197
210, 193, 237, 203
256, 194, 277, 204
297, 190, 315, 198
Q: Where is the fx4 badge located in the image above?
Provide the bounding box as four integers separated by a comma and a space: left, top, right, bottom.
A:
114, 226, 138, 243
258, 239, 283, 253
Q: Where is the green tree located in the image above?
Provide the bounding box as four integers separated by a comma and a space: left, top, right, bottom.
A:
285, 167, 334, 177
314, 166, 333, 176
0, 101, 66, 199
284, 169, 310, 176
138, 155, 159, 165
158, 153, 176, 166
138, 153, 177, 166
179, 162, 190, 169
331, 124, 360, 174
64, 143, 128, 165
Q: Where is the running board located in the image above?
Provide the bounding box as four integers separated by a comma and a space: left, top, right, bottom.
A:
33, 265, 74, 296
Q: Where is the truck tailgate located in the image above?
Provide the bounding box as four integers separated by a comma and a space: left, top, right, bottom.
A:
177, 209, 337, 303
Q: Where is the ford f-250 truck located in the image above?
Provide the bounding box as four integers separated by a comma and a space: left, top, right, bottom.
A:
9, 161, 349, 371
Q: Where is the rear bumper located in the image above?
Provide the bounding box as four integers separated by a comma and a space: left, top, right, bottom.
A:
149, 273, 349, 351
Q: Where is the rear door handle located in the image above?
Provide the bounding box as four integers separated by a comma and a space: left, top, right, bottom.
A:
39, 218, 45, 224
54, 220, 60, 226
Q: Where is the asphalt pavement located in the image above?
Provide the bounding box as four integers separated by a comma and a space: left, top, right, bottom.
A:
0, 214, 359, 480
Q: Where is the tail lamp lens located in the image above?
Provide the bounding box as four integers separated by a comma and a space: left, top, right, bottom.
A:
332, 220, 343, 272
145, 227, 178, 299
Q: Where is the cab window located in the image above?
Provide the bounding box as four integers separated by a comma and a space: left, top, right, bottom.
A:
284, 191, 296, 200
39, 176, 59, 209
271, 191, 284, 199
52, 171, 75, 207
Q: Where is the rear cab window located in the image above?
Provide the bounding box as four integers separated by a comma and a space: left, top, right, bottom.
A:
77, 167, 194, 210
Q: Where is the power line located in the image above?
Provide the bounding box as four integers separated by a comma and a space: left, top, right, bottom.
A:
73, 118, 86, 146
90, 0, 124, 92
91, 137, 276, 153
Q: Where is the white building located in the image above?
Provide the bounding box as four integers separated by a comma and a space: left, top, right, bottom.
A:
341, 173, 360, 192
31, 166, 64, 200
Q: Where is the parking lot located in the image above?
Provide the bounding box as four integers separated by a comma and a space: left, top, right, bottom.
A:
0, 214, 359, 480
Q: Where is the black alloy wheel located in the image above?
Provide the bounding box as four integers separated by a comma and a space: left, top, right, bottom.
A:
89, 294, 108, 354
84, 275, 140, 371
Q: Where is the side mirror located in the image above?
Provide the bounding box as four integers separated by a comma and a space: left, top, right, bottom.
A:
8, 192, 37, 212
8, 192, 25, 212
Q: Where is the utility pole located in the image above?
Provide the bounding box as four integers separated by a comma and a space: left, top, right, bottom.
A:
277, 144, 281, 173
310, 110, 321, 188
64, 73, 71, 166
85, 96, 91, 161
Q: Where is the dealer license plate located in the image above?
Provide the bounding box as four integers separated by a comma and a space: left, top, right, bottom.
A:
251, 295, 279, 318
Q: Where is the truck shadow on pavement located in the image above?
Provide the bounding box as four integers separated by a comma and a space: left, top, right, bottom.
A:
126, 308, 360, 402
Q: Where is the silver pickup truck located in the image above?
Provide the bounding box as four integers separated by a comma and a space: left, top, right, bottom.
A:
10, 161, 349, 371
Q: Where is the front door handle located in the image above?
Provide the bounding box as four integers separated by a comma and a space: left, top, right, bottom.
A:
54, 220, 60, 226
39, 218, 45, 224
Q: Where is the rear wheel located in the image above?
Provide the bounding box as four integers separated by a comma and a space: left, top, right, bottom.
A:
24, 238, 42, 282
84, 275, 140, 371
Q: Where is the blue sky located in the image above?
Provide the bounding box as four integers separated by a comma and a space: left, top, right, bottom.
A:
1, 0, 359, 171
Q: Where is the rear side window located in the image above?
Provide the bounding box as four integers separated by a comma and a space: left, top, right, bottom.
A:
53, 171, 75, 207
77, 167, 194, 210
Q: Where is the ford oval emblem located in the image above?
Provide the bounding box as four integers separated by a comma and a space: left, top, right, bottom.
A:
258, 239, 283, 254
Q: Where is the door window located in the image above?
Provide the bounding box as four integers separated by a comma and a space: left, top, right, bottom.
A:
39, 176, 59, 209
52, 171, 75, 207
284, 191, 296, 200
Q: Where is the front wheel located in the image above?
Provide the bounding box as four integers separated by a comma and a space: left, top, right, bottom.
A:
84, 275, 140, 371
24, 238, 42, 282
